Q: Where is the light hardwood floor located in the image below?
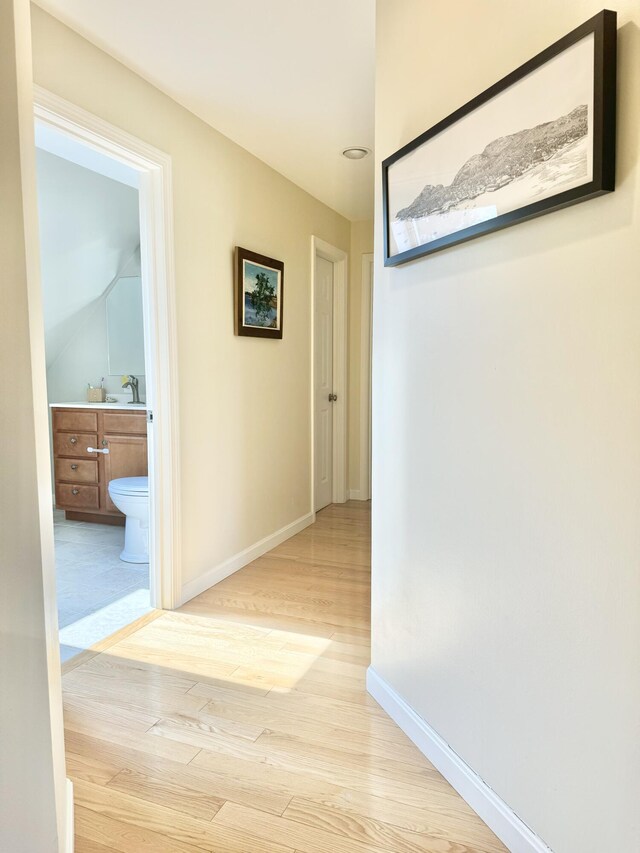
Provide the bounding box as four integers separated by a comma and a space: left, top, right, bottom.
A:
63, 501, 506, 853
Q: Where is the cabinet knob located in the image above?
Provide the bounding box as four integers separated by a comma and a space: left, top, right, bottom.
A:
72, 488, 79, 496
70, 436, 78, 445
71, 464, 78, 471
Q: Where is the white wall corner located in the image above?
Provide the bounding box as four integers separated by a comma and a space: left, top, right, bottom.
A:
366, 667, 553, 853
64, 778, 74, 853
180, 512, 316, 605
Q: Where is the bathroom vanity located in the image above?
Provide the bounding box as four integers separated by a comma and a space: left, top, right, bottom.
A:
51, 403, 147, 524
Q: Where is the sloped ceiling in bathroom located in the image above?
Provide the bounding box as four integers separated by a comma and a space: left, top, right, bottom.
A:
36, 149, 140, 368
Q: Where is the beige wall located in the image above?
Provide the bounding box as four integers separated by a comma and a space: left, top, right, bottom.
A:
372, 2, 640, 851
348, 219, 374, 497
0, 0, 66, 849
30, 6, 351, 590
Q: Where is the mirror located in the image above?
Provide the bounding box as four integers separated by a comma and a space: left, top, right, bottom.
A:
106, 275, 145, 375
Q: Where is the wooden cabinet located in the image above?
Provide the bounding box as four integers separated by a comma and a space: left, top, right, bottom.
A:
52, 407, 147, 524
103, 434, 148, 513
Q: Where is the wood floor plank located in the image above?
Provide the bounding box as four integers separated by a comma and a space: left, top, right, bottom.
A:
283, 678, 377, 707
197, 694, 431, 767
191, 733, 466, 814
63, 671, 210, 718
65, 727, 292, 816
178, 600, 340, 638
215, 800, 394, 853
329, 630, 371, 647
253, 728, 441, 786
75, 805, 204, 853
107, 768, 224, 821
304, 787, 504, 849
187, 679, 395, 729
74, 836, 121, 853
75, 781, 294, 853
283, 797, 504, 853
66, 751, 122, 787
64, 714, 202, 764
191, 741, 356, 805
78, 652, 202, 691
63, 502, 505, 853
63, 693, 160, 733
280, 637, 371, 665
148, 710, 265, 750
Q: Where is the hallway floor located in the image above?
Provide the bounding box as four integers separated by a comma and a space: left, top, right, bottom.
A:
62, 502, 505, 852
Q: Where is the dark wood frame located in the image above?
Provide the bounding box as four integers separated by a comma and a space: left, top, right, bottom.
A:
235, 246, 284, 339
382, 9, 617, 266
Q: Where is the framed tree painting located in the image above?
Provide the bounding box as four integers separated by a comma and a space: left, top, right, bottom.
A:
382, 9, 617, 266
234, 246, 284, 339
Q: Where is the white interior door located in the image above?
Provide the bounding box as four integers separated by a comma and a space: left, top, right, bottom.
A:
314, 255, 334, 511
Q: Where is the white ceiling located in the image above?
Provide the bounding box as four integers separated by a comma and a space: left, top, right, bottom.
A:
34, 0, 376, 221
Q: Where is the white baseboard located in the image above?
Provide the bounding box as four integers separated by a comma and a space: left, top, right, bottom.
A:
348, 489, 369, 500
180, 511, 315, 605
366, 667, 552, 853
65, 778, 74, 853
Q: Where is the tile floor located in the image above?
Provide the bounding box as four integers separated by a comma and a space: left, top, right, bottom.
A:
54, 509, 151, 663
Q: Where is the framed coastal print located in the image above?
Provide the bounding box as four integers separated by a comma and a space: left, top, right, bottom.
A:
234, 246, 284, 339
382, 9, 616, 266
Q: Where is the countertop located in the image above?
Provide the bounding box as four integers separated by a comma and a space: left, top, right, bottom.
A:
49, 402, 147, 411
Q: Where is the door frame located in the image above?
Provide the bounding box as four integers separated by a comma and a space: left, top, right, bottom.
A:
359, 253, 374, 501
33, 87, 181, 610
311, 236, 348, 509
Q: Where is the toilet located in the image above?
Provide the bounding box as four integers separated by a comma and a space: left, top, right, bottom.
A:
108, 476, 149, 564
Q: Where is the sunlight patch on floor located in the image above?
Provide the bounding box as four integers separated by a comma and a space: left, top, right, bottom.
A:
102, 609, 334, 692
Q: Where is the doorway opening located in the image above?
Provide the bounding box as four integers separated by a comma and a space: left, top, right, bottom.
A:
36, 136, 150, 660
311, 237, 348, 512
33, 88, 181, 665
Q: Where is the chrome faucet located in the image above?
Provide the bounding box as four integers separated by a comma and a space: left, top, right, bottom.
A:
122, 375, 142, 404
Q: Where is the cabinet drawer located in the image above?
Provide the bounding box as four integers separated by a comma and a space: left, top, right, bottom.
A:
55, 483, 99, 510
53, 432, 98, 458
54, 458, 98, 484
53, 410, 98, 433
102, 412, 147, 435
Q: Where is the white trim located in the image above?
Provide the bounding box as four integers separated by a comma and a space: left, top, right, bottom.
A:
64, 778, 74, 853
366, 668, 553, 853
180, 512, 315, 605
311, 236, 348, 510
348, 489, 366, 501
359, 253, 374, 501
35, 121, 139, 188
33, 87, 181, 610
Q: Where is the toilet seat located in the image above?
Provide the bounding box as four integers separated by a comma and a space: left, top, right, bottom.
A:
109, 476, 148, 496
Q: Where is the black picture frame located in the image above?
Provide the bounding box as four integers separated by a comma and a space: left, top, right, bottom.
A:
234, 246, 284, 339
382, 9, 617, 266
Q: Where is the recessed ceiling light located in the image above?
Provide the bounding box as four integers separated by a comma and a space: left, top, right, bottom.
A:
342, 146, 371, 160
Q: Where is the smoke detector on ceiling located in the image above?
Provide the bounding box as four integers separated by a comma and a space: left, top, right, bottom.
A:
342, 146, 371, 160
